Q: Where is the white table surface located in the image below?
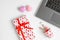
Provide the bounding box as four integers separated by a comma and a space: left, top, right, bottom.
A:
0, 0, 60, 40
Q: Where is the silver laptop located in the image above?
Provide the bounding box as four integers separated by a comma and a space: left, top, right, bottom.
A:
36, 0, 60, 28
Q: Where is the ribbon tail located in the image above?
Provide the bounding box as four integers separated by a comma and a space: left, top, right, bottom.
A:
20, 27, 26, 40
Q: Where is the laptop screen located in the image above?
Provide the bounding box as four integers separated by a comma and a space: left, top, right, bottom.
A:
46, 0, 60, 13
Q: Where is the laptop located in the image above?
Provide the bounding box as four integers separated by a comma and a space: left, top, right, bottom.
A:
36, 0, 60, 28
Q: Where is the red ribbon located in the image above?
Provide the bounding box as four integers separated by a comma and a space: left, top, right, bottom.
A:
16, 18, 33, 40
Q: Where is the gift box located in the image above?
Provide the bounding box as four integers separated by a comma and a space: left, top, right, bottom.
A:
39, 24, 53, 38
13, 15, 35, 40
44, 27, 53, 38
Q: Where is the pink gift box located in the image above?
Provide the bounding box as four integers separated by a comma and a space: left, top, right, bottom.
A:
13, 15, 35, 40
44, 27, 53, 38
39, 24, 53, 38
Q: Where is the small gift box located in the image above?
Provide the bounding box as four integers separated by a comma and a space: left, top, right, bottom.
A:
13, 15, 35, 40
39, 24, 53, 38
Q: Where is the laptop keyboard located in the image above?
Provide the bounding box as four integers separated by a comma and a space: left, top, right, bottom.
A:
46, 0, 60, 13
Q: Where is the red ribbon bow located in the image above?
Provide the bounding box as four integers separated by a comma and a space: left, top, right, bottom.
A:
16, 18, 33, 40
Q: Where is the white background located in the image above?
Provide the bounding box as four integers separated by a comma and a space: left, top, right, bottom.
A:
0, 0, 60, 40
